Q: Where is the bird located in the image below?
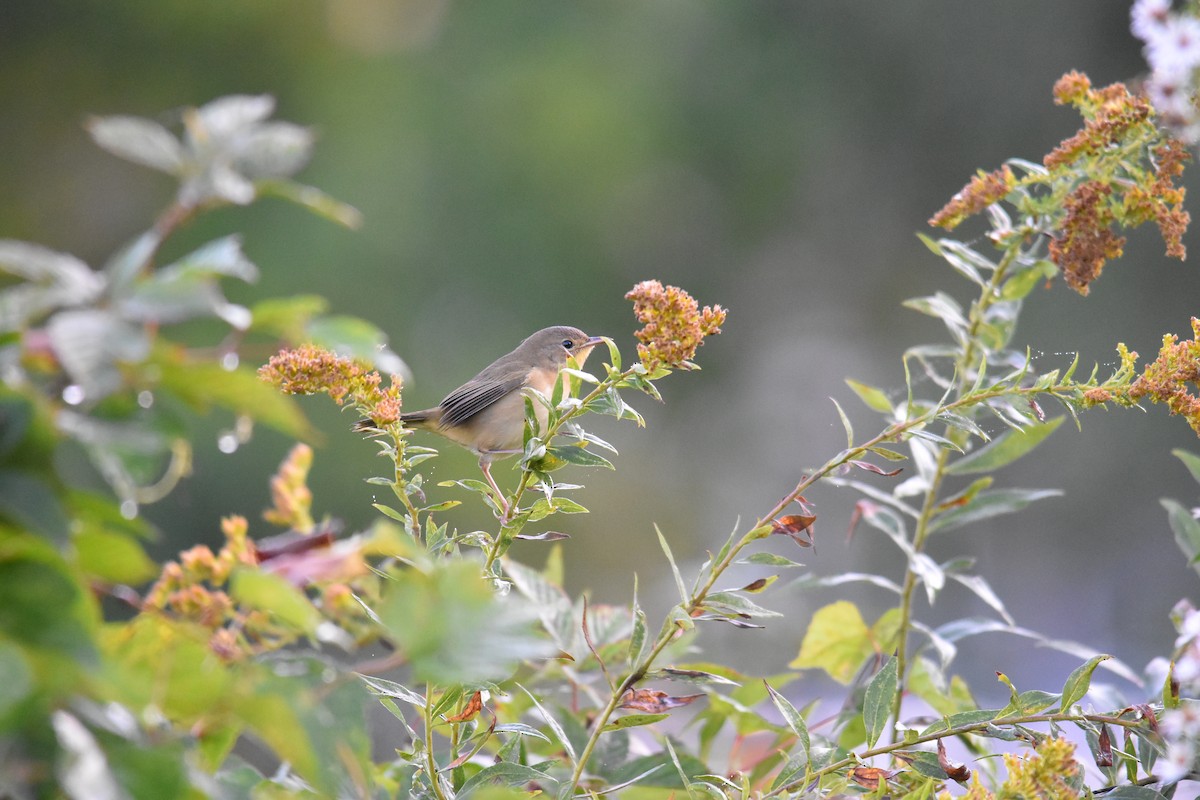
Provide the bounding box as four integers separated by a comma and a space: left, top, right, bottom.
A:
355, 326, 605, 510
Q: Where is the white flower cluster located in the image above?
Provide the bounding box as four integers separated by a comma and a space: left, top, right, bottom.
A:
1132, 0, 1200, 142
1155, 601, 1200, 782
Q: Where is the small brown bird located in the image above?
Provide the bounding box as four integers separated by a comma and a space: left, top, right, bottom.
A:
356, 326, 605, 506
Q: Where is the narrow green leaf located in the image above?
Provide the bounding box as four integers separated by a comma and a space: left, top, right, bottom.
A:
764, 682, 810, 763
928, 489, 1062, 534
830, 397, 854, 448
256, 179, 364, 229
656, 525, 688, 604
1060, 655, 1110, 712
737, 553, 805, 569
946, 417, 1064, 475
1163, 499, 1200, 571
863, 657, 899, 747
1172, 449, 1200, 486
907, 428, 964, 452
518, 685, 576, 765
547, 444, 613, 470
845, 379, 893, 414
868, 446, 907, 462
372, 503, 408, 524
602, 713, 670, 731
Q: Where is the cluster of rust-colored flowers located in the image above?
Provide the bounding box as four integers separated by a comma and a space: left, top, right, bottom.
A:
142, 445, 368, 660
927, 165, 1016, 231
258, 343, 402, 425
1129, 317, 1200, 436
625, 280, 726, 372
930, 71, 1191, 296
143, 514, 261, 660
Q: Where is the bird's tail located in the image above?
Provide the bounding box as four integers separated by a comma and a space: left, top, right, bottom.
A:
352, 408, 439, 433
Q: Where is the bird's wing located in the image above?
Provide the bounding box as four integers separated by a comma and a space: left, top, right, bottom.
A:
438, 371, 528, 428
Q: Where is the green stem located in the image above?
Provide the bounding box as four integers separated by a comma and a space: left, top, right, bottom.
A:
765, 711, 1148, 798
481, 366, 638, 573
563, 369, 1084, 794
422, 683, 449, 800
889, 242, 1021, 730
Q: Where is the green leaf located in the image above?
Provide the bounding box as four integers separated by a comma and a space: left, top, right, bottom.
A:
306, 315, 408, 377
517, 685, 576, 764
602, 713, 670, 731
0, 556, 94, 660
656, 525, 688, 604
1060, 654, 1110, 712
1100, 786, 1169, 800
928, 489, 1062, 534
1173, 449, 1200, 486
528, 496, 589, 521
0, 640, 33, 717
546, 444, 613, 470
74, 528, 157, 585
230, 569, 321, 635
830, 397, 854, 448
737, 552, 805, 569
157, 358, 315, 441
249, 294, 329, 340
845, 379, 893, 414
1163, 499, 1200, 571
457, 763, 553, 796
764, 683, 809, 763
946, 417, 1063, 475
256, 180, 363, 229
863, 656, 899, 747
789, 601, 872, 684
378, 563, 552, 685
0, 470, 70, 544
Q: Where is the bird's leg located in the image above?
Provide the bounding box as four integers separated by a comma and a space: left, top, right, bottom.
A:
479, 458, 509, 516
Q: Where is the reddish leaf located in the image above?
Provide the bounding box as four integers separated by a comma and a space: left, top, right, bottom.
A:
849, 460, 904, 478
937, 739, 971, 783
618, 689, 703, 714
1096, 723, 1113, 768
444, 691, 484, 723
1030, 399, 1046, 422
253, 522, 339, 563
262, 539, 366, 586
849, 767, 895, 790
772, 514, 816, 547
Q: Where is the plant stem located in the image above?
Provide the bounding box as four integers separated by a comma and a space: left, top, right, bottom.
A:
562, 369, 1085, 794
765, 710, 1149, 798
481, 366, 638, 573
424, 682, 449, 800
889, 241, 1022, 730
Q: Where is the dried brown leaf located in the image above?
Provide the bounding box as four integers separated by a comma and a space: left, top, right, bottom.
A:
849, 766, 895, 790
938, 739, 971, 783
618, 688, 704, 714
444, 691, 484, 723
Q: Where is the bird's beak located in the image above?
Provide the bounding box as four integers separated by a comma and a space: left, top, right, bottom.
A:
583, 336, 607, 349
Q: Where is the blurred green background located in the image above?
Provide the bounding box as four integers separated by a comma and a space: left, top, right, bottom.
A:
3, 0, 1198, 702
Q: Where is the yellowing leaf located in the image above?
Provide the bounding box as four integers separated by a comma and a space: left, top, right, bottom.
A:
789, 601, 871, 684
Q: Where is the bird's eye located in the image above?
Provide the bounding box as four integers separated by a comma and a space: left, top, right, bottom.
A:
562, 339, 574, 349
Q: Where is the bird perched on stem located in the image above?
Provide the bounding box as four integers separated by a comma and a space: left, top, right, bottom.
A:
355, 326, 604, 511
